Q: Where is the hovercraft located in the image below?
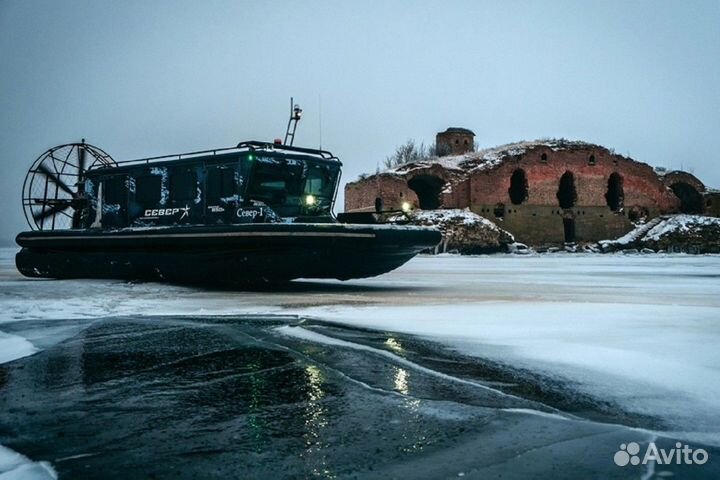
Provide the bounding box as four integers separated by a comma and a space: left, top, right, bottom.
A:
16, 140, 440, 284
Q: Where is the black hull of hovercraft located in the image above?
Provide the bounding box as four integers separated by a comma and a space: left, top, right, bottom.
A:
15, 224, 441, 284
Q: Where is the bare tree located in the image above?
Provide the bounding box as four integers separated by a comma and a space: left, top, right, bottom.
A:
383, 139, 435, 169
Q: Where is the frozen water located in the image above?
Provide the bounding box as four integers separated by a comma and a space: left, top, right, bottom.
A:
0, 445, 56, 480
0, 331, 37, 364
2, 247, 720, 447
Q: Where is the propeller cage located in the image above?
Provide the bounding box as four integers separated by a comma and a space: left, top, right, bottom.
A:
22, 142, 116, 230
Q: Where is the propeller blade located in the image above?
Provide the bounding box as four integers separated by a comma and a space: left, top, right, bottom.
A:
33, 202, 71, 222
78, 144, 86, 174
76, 144, 87, 193
37, 163, 75, 197
28, 198, 73, 206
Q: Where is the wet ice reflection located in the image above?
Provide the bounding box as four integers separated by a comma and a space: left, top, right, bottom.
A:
385, 337, 403, 353
302, 364, 334, 478
394, 366, 409, 395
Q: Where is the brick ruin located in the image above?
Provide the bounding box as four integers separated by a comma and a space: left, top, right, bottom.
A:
436, 127, 475, 156
345, 135, 716, 245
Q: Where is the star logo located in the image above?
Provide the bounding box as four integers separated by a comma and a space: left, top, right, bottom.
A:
179, 204, 190, 220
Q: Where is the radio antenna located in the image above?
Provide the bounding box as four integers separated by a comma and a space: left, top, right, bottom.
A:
318, 94, 323, 150
283, 97, 302, 146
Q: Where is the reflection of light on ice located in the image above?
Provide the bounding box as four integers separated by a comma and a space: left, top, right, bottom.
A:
394, 367, 421, 417
395, 366, 422, 452
305, 364, 325, 402
385, 337, 403, 353
302, 364, 333, 478
394, 367, 409, 394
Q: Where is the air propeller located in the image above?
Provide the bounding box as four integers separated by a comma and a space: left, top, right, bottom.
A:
22, 141, 116, 230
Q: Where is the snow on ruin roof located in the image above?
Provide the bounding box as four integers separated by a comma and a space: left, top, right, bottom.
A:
387, 138, 608, 176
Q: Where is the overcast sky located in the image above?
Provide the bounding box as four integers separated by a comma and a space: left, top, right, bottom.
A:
1, 0, 718, 243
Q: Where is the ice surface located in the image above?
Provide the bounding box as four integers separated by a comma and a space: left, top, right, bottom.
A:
296, 301, 720, 443
276, 325, 530, 401
0, 445, 56, 480
2, 247, 720, 446
0, 331, 37, 364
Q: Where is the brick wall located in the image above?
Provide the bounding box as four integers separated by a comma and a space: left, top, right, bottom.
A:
344, 174, 417, 212
466, 146, 678, 211
436, 131, 474, 155
344, 144, 710, 244
705, 192, 720, 217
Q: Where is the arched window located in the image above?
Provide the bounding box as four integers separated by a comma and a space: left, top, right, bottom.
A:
670, 182, 703, 213
605, 173, 624, 212
588, 155, 596, 166
508, 169, 529, 205
540, 153, 548, 163
556, 171, 577, 209
407, 175, 445, 209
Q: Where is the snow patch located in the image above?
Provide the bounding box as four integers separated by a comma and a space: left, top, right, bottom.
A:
150, 167, 169, 205
600, 215, 720, 251
643, 214, 720, 241
387, 138, 611, 176
0, 331, 38, 364
409, 208, 494, 227
0, 446, 56, 480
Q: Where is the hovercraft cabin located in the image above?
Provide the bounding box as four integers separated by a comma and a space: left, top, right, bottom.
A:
84, 142, 341, 229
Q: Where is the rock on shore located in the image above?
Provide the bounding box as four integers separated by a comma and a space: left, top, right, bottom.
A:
390, 209, 514, 254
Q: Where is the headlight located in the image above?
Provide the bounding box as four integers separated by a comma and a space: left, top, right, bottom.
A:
305, 194, 316, 206
401, 201, 411, 212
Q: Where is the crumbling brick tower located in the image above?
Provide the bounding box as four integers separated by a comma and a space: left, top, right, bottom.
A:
436, 128, 475, 156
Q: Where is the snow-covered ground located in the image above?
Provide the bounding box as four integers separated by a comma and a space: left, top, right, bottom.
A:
2, 248, 720, 451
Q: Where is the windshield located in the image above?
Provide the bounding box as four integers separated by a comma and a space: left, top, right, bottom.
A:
245, 156, 338, 218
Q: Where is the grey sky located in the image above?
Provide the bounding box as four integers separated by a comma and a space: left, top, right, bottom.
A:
1, 0, 718, 243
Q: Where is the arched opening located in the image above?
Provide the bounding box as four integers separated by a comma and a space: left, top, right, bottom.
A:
670, 182, 702, 213
605, 173, 624, 212
556, 171, 577, 209
508, 169, 529, 205
374, 197, 384, 213
407, 175, 445, 210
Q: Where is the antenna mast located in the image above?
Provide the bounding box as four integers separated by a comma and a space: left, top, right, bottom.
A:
283, 97, 303, 146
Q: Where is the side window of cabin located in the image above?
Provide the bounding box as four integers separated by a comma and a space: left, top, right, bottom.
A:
170, 170, 197, 202
207, 168, 236, 199
98, 175, 127, 228
103, 176, 126, 204
136, 175, 162, 206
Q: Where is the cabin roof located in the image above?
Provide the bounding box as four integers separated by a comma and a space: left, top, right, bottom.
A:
88, 141, 342, 176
